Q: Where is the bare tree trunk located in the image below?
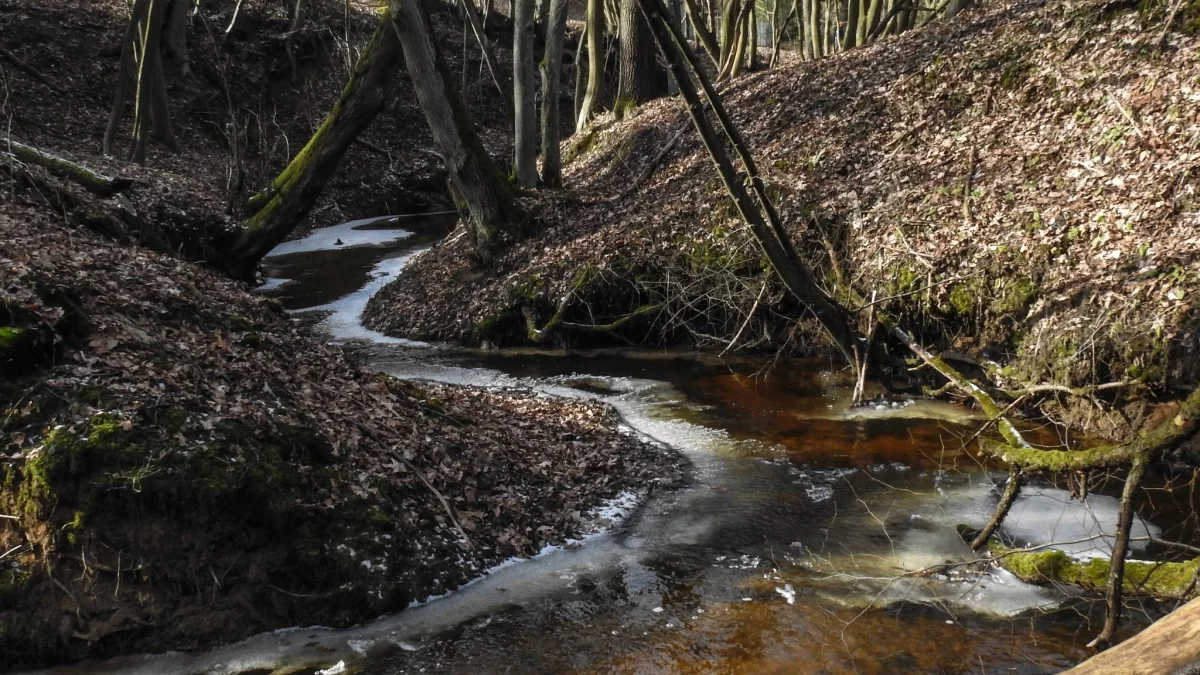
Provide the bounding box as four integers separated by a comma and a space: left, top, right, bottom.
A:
744, 2, 757, 71
576, 0, 605, 131
512, 0, 538, 187
841, 0, 858, 49
573, 25, 587, 122
103, 0, 142, 156
615, 0, 661, 118
808, 0, 821, 57
459, 0, 512, 110
390, 0, 526, 264
130, 0, 172, 164
1090, 457, 1149, 649
231, 18, 403, 277
638, 0, 862, 368
682, 0, 720, 66
540, 0, 569, 186
162, 0, 191, 77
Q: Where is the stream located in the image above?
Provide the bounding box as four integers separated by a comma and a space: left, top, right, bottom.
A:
35, 215, 1192, 675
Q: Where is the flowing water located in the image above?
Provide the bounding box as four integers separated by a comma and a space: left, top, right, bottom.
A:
34, 216, 1197, 675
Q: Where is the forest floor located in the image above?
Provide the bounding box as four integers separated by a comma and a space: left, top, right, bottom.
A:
367, 0, 1200, 442
0, 0, 680, 669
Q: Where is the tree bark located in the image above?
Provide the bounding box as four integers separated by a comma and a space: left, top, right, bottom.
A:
842, 0, 859, 49
129, 0, 175, 164
540, 0, 569, 186
230, 17, 403, 277
808, 0, 821, 58
162, 0, 191, 77
1091, 456, 1149, 649
637, 0, 862, 368
390, 0, 526, 264
615, 0, 661, 118
512, 0, 538, 187
576, 0, 605, 131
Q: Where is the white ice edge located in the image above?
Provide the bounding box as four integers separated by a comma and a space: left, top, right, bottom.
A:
264, 217, 412, 257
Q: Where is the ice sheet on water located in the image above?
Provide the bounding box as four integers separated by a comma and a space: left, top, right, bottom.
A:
304, 252, 430, 346
999, 486, 1160, 558
264, 216, 411, 257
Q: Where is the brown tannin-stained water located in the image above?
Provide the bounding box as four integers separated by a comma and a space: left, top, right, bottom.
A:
32, 218, 1194, 675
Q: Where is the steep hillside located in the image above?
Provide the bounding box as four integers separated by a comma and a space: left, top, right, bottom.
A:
367, 0, 1200, 436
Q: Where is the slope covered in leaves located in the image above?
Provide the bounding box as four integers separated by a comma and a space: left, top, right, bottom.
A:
367, 0, 1200, 432
0, 204, 682, 667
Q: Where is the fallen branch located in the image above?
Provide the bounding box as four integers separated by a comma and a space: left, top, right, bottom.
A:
983, 386, 1200, 472
619, 119, 689, 199
0, 45, 66, 94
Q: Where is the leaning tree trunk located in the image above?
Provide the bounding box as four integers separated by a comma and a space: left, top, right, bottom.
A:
637, 0, 862, 369
682, 0, 721, 66
390, 0, 526, 264
512, 0, 538, 187
576, 0, 606, 131
540, 0, 569, 186
615, 0, 662, 119
229, 17, 403, 278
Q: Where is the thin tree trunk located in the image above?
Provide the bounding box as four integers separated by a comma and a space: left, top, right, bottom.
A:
638, 0, 862, 368
512, 0, 538, 187
576, 0, 605, 131
682, 0, 720, 66
573, 24, 587, 122
231, 17, 403, 277
458, 0, 512, 110
718, 0, 739, 69
808, 0, 821, 57
390, 0, 526, 264
130, 0, 171, 164
540, 0, 569, 186
163, 0, 191, 77
104, 0, 142, 156
744, 2, 757, 71
1090, 456, 1150, 649
969, 469, 1023, 551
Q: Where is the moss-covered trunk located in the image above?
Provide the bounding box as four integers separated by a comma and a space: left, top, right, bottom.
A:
229, 15, 403, 279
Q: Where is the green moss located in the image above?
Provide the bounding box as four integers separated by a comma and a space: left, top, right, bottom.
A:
563, 128, 599, 164
949, 283, 978, 316
992, 539, 1199, 599
613, 96, 637, 120
993, 277, 1039, 314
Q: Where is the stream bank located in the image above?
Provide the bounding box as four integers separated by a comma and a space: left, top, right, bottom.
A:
364, 0, 1200, 444
0, 209, 683, 669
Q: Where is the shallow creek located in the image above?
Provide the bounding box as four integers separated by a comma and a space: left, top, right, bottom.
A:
35, 217, 1192, 675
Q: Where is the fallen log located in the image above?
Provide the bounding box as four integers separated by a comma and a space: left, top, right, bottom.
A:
1064, 596, 1200, 674
3, 139, 133, 196
989, 540, 1200, 601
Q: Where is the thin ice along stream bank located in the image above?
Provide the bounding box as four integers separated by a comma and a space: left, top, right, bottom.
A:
27, 217, 1195, 675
